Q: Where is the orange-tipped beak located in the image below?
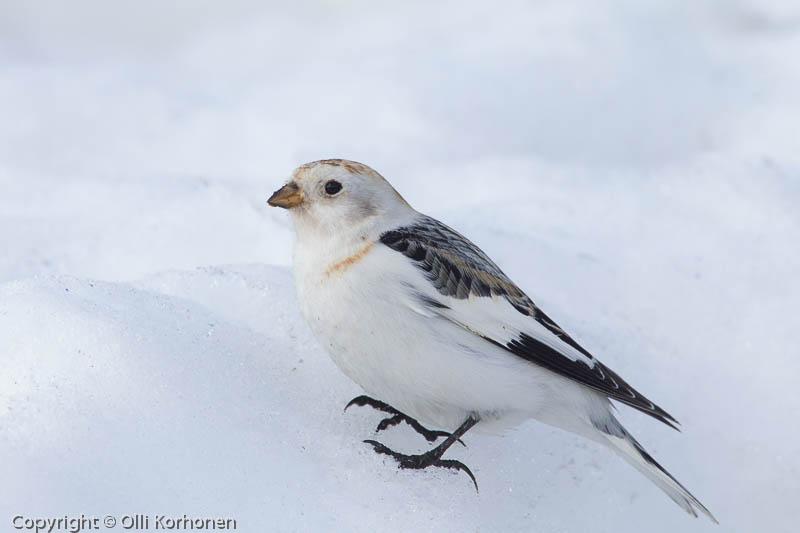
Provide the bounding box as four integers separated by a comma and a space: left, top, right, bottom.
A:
267, 181, 304, 209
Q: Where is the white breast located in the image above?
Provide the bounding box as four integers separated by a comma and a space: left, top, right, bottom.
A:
292, 236, 574, 431
294, 239, 425, 401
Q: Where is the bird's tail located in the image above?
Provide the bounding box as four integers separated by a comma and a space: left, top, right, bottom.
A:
601, 425, 717, 523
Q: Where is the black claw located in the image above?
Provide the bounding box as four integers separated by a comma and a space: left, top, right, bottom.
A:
378, 414, 456, 443
404, 418, 460, 444
346, 396, 466, 445
363, 440, 479, 492
433, 459, 478, 492
363, 439, 393, 454
345, 395, 390, 413
376, 414, 404, 432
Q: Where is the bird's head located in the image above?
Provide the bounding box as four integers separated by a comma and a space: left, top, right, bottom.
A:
268, 159, 412, 236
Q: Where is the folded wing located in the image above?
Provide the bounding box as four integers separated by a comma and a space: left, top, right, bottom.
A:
380, 216, 679, 429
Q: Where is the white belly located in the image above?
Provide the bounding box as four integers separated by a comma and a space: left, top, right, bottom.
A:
293, 243, 581, 431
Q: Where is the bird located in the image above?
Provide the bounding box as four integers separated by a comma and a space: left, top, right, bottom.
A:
268, 158, 716, 522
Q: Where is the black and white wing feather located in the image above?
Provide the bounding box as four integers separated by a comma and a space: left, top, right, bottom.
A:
380, 215, 679, 429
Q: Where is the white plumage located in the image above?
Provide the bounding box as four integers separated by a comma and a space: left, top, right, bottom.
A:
268, 159, 716, 522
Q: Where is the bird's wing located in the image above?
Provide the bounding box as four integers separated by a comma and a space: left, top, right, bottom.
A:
380, 215, 679, 429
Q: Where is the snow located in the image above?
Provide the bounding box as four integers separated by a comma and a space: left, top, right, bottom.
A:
1, 1, 799, 531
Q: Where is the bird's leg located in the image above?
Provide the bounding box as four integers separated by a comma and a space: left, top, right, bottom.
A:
344, 395, 459, 444
364, 414, 480, 491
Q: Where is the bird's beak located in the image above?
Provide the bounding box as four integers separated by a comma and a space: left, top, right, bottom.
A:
267, 181, 304, 209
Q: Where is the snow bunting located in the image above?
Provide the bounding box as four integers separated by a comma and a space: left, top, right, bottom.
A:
268, 159, 715, 521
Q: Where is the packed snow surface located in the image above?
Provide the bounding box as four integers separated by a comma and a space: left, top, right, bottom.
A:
2, 2, 799, 531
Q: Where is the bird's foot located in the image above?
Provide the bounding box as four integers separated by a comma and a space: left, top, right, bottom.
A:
363, 439, 478, 491
345, 395, 463, 445
374, 413, 456, 443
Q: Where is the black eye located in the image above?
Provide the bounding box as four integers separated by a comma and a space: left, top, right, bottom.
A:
324, 180, 343, 195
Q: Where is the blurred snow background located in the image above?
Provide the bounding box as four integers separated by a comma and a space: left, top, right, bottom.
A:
1, 1, 799, 531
